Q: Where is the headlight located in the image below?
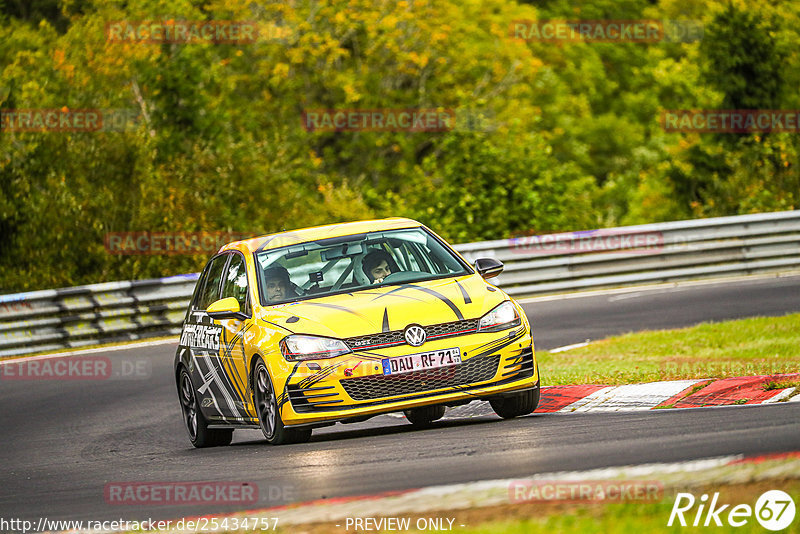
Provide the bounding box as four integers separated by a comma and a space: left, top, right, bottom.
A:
279, 334, 352, 361
478, 301, 521, 332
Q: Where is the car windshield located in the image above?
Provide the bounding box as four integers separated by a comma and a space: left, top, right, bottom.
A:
255, 227, 471, 305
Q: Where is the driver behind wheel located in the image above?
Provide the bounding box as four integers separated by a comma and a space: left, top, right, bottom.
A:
263, 265, 299, 302
362, 249, 400, 284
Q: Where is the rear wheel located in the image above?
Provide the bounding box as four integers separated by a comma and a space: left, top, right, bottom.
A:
253, 359, 312, 445
490, 385, 540, 419
178, 368, 233, 448
404, 404, 446, 428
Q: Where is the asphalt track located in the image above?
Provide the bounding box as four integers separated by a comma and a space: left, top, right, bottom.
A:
1, 275, 799, 524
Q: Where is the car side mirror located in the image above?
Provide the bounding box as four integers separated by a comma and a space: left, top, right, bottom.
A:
474, 257, 504, 279
207, 297, 249, 321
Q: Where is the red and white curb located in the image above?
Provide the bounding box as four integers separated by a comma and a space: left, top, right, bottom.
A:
541, 374, 800, 412
384, 373, 799, 421
556, 379, 705, 412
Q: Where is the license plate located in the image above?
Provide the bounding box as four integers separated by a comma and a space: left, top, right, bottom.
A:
381, 347, 462, 376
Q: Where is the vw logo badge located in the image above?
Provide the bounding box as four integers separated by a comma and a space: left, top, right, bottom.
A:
404, 325, 427, 347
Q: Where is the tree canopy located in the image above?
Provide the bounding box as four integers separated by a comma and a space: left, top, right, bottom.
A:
1, 0, 798, 291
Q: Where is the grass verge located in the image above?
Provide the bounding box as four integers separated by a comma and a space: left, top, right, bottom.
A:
536, 313, 800, 385
282, 480, 800, 534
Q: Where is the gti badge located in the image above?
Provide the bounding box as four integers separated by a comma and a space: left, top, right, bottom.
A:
404, 324, 427, 347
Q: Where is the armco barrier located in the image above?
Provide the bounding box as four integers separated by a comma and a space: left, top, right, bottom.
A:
0, 274, 198, 357
1, 211, 799, 357
457, 210, 800, 296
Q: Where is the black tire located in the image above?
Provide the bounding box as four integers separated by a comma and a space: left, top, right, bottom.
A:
490, 386, 540, 419
253, 359, 312, 445
404, 404, 446, 428
178, 368, 233, 448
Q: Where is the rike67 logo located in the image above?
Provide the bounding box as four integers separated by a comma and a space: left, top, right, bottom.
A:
668, 490, 796, 531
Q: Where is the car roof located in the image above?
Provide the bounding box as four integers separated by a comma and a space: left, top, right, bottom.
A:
218, 217, 424, 254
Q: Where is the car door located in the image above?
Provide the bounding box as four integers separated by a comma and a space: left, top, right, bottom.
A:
181, 253, 239, 423
217, 252, 258, 421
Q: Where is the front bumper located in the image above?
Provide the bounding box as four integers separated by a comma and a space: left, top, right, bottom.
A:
277, 328, 537, 426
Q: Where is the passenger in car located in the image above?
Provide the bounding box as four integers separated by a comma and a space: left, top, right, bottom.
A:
362, 249, 400, 284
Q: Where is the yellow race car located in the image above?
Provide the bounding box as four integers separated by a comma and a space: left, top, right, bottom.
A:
175, 218, 539, 447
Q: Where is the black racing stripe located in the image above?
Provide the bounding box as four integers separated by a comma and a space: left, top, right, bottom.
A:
372, 284, 464, 320
215, 353, 251, 420
276, 361, 302, 410
455, 279, 472, 304
505, 353, 526, 365
262, 319, 294, 334
472, 327, 523, 352
296, 361, 341, 387
372, 286, 415, 299
277, 390, 291, 409
222, 322, 249, 351
369, 291, 426, 303
472, 330, 526, 359
221, 324, 254, 404
298, 302, 372, 322
205, 340, 246, 413
283, 361, 303, 386
348, 352, 385, 361
401, 284, 465, 321
297, 362, 342, 388
218, 338, 244, 395
382, 308, 390, 333
194, 352, 242, 421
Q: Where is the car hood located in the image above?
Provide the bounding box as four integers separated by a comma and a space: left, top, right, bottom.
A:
259, 274, 506, 338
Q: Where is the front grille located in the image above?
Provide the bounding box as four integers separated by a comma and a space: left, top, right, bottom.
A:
340, 354, 501, 401
344, 318, 480, 351
345, 331, 404, 350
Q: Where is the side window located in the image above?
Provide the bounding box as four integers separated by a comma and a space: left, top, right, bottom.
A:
221, 254, 249, 314
186, 268, 209, 320
196, 254, 229, 310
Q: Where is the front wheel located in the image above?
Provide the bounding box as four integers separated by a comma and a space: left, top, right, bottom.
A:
404, 404, 446, 428
253, 359, 311, 445
178, 368, 233, 448
490, 386, 540, 419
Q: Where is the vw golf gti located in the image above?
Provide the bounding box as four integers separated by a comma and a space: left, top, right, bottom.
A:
175, 218, 540, 447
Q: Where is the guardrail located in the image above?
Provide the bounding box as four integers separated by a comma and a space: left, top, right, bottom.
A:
1, 211, 799, 357
0, 274, 198, 357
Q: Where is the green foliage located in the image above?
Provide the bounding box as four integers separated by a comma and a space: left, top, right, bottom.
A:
702, 3, 786, 111
0, 0, 798, 292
